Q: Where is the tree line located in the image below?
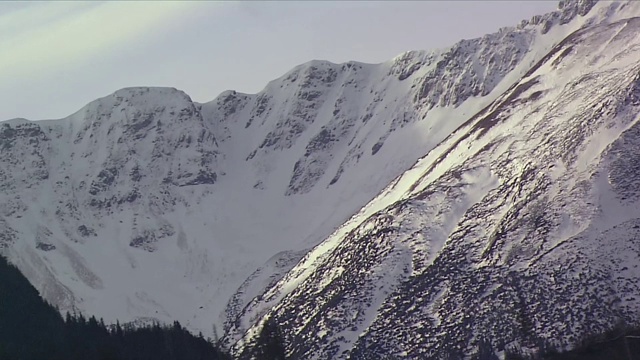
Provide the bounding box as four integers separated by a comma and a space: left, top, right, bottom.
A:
0, 254, 286, 360
7, 250, 640, 360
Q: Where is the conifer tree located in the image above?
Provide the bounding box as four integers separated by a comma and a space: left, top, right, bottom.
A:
254, 316, 287, 360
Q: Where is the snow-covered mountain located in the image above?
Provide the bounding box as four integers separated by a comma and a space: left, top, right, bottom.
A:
0, 24, 530, 335
2, 0, 640, 357
226, 1, 640, 358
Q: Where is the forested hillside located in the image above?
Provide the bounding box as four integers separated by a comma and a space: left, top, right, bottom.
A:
0, 255, 228, 360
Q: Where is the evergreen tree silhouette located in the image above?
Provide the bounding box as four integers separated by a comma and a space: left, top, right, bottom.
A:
254, 316, 287, 360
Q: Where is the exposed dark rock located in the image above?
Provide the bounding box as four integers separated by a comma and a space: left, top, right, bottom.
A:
371, 141, 384, 156
77, 225, 97, 237
35, 242, 56, 251
130, 230, 157, 252
89, 167, 118, 195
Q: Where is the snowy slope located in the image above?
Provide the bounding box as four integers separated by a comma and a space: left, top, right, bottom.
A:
0, 49, 519, 336
228, 1, 640, 358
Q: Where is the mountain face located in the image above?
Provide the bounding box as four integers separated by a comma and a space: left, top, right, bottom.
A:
0, 1, 570, 337
227, 1, 640, 359
2, 0, 640, 358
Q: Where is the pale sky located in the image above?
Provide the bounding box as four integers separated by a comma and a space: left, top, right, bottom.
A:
0, 1, 558, 121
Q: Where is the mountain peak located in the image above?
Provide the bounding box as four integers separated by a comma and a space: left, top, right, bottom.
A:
111, 86, 189, 98
558, 0, 598, 13
557, 0, 599, 20
69, 86, 199, 134
108, 86, 194, 111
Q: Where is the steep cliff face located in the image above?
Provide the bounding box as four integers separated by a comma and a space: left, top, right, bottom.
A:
228, 2, 640, 358
0, 88, 222, 314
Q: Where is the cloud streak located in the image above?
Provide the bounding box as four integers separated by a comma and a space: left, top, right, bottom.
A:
0, 2, 202, 82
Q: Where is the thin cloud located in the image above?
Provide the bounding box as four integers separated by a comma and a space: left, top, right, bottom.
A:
0, 1, 202, 82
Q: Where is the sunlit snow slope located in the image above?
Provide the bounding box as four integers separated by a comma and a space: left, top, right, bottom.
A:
229, 1, 640, 359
